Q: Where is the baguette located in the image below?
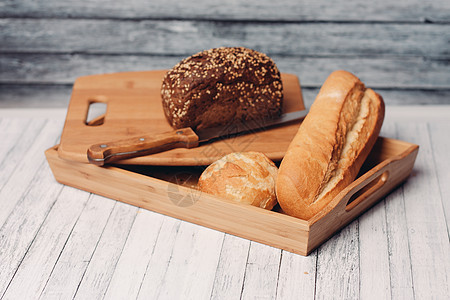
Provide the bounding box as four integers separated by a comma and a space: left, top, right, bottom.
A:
276, 70, 385, 220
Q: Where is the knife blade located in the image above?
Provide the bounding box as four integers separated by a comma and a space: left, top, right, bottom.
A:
87, 109, 308, 166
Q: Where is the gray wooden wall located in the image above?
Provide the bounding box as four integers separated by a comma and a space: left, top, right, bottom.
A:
1, 1, 449, 108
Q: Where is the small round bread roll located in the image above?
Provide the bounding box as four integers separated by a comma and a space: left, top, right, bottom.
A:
198, 152, 278, 210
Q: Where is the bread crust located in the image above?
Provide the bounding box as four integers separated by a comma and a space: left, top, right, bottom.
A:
198, 152, 278, 210
276, 70, 385, 220
161, 47, 283, 130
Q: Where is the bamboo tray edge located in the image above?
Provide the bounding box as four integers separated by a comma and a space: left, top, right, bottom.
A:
45, 137, 419, 256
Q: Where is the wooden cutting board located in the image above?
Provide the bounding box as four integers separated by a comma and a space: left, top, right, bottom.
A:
58, 70, 305, 166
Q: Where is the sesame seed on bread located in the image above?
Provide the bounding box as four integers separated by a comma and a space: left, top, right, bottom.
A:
161, 47, 283, 130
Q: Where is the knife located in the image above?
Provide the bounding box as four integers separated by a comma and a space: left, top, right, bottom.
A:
87, 109, 308, 166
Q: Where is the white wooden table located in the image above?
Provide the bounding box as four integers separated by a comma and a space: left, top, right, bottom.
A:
0, 106, 449, 299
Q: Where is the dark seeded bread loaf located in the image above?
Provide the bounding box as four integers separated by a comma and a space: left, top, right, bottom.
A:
161, 47, 283, 130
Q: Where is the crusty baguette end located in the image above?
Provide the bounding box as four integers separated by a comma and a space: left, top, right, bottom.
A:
276, 70, 385, 220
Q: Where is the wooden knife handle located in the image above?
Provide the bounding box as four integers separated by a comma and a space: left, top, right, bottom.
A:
87, 127, 199, 166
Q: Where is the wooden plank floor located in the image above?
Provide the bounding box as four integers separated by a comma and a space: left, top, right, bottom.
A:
0, 107, 448, 299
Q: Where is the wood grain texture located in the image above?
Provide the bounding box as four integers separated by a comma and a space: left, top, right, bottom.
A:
135, 216, 181, 299
39, 195, 117, 299
103, 209, 165, 300
1, 187, 90, 300
380, 122, 414, 299
2, 54, 449, 89
87, 127, 199, 166
0, 110, 448, 298
0, 118, 32, 187
137, 221, 223, 299
305, 137, 419, 254
209, 234, 250, 300
0, 84, 72, 108
359, 202, 391, 299
73, 203, 138, 299
428, 122, 450, 235
165, 225, 223, 299
0, 119, 61, 227
240, 242, 281, 299
0, 162, 64, 298
315, 222, 360, 299
57, 70, 304, 166
2, 85, 449, 109
385, 187, 415, 299
1, 2, 448, 108
1, 0, 449, 21
276, 251, 317, 299
358, 121, 392, 299
376, 89, 450, 106
1, 19, 448, 58
45, 133, 419, 257
396, 122, 450, 299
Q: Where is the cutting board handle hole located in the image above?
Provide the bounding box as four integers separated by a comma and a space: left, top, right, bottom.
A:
346, 171, 389, 211
85, 101, 107, 126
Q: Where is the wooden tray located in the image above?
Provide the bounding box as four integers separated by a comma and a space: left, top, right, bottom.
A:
46, 137, 419, 256
57, 70, 304, 166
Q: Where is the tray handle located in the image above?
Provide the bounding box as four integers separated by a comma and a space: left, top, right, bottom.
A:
84, 96, 108, 126
308, 160, 396, 228
345, 170, 389, 211
309, 143, 418, 234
